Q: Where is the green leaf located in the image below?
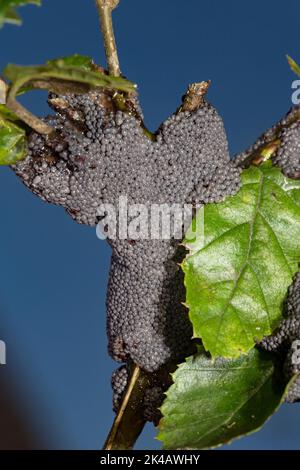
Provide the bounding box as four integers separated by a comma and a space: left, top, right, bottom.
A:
2, 6, 21, 25
183, 164, 300, 358
158, 348, 287, 450
0, 104, 21, 121
46, 54, 95, 72
0, 0, 41, 28
0, 117, 26, 165
287, 55, 300, 77
3, 61, 136, 99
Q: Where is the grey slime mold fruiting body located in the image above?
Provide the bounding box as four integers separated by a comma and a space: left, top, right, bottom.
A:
260, 273, 300, 403
16, 91, 300, 414
13, 90, 241, 376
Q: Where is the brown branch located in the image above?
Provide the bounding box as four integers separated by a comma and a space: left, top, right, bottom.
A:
236, 106, 300, 169
4, 79, 91, 136
240, 139, 281, 168
6, 96, 53, 135
95, 0, 121, 77
180, 81, 211, 113
95, 1, 157, 141
103, 365, 150, 450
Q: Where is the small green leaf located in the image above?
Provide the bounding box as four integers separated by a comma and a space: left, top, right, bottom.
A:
183, 164, 300, 358
4, 61, 136, 99
0, 117, 26, 165
46, 54, 95, 72
158, 348, 287, 450
287, 55, 300, 77
2, 6, 21, 25
0, 0, 41, 28
0, 104, 21, 121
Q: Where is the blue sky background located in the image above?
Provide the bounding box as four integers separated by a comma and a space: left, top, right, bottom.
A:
0, 0, 300, 450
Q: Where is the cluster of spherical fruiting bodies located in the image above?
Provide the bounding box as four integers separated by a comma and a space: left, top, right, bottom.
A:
260, 273, 300, 403
13, 88, 241, 370
12, 85, 300, 413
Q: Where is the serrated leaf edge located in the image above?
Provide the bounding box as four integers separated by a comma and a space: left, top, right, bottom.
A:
156, 350, 297, 450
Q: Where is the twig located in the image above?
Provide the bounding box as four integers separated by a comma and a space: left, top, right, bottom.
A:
3, 0, 123, 135
95, 0, 121, 77
180, 81, 211, 113
241, 139, 281, 167
103, 365, 150, 450
6, 96, 53, 135
95, 0, 157, 142
237, 106, 300, 170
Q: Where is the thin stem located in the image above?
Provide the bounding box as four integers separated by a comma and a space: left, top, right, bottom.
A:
95, 0, 121, 77
6, 96, 53, 135
0, 78, 7, 105
103, 365, 149, 450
